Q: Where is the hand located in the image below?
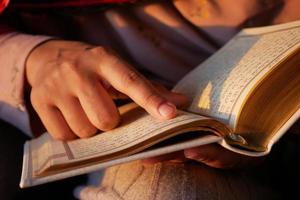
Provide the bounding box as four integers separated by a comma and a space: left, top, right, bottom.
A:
143, 144, 264, 169
26, 40, 187, 140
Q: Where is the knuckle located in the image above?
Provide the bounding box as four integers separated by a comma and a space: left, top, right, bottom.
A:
60, 60, 80, 75
122, 69, 142, 88
90, 46, 113, 57
78, 82, 97, 100
35, 72, 62, 95
52, 132, 77, 141
43, 76, 58, 91
30, 89, 46, 109
76, 126, 97, 138
143, 92, 163, 108
92, 46, 121, 68
59, 60, 87, 86
53, 135, 72, 141
94, 115, 119, 131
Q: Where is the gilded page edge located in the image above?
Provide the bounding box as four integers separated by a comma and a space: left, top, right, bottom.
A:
240, 20, 300, 36
219, 107, 300, 156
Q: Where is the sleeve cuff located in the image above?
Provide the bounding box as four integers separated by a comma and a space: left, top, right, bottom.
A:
0, 32, 53, 109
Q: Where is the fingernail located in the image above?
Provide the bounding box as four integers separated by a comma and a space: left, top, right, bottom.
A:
158, 102, 176, 118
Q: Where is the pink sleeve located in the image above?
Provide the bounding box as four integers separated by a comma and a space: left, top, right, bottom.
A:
0, 32, 53, 135
0, 32, 52, 108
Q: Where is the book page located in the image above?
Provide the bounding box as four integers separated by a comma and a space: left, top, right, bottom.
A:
173, 20, 300, 129
64, 104, 210, 160
21, 134, 222, 188
28, 103, 224, 177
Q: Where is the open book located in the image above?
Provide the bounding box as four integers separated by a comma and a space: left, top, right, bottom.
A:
20, 20, 300, 188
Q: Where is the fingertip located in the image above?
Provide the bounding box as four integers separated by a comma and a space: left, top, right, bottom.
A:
158, 101, 177, 119
76, 127, 98, 138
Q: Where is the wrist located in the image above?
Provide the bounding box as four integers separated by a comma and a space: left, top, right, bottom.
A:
26, 39, 59, 86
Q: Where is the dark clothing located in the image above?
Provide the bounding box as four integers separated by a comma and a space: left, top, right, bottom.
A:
0, 120, 86, 200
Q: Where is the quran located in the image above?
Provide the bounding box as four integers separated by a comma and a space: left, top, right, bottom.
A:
20, 20, 300, 188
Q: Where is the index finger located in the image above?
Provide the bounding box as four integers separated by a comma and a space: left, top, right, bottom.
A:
93, 47, 178, 120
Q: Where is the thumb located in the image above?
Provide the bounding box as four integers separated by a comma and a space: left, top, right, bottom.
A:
184, 144, 263, 169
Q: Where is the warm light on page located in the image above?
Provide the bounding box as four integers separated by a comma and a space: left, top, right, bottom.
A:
197, 81, 212, 110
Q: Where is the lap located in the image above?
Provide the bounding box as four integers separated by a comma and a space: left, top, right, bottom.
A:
80, 135, 300, 200
80, 161, 277, 200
